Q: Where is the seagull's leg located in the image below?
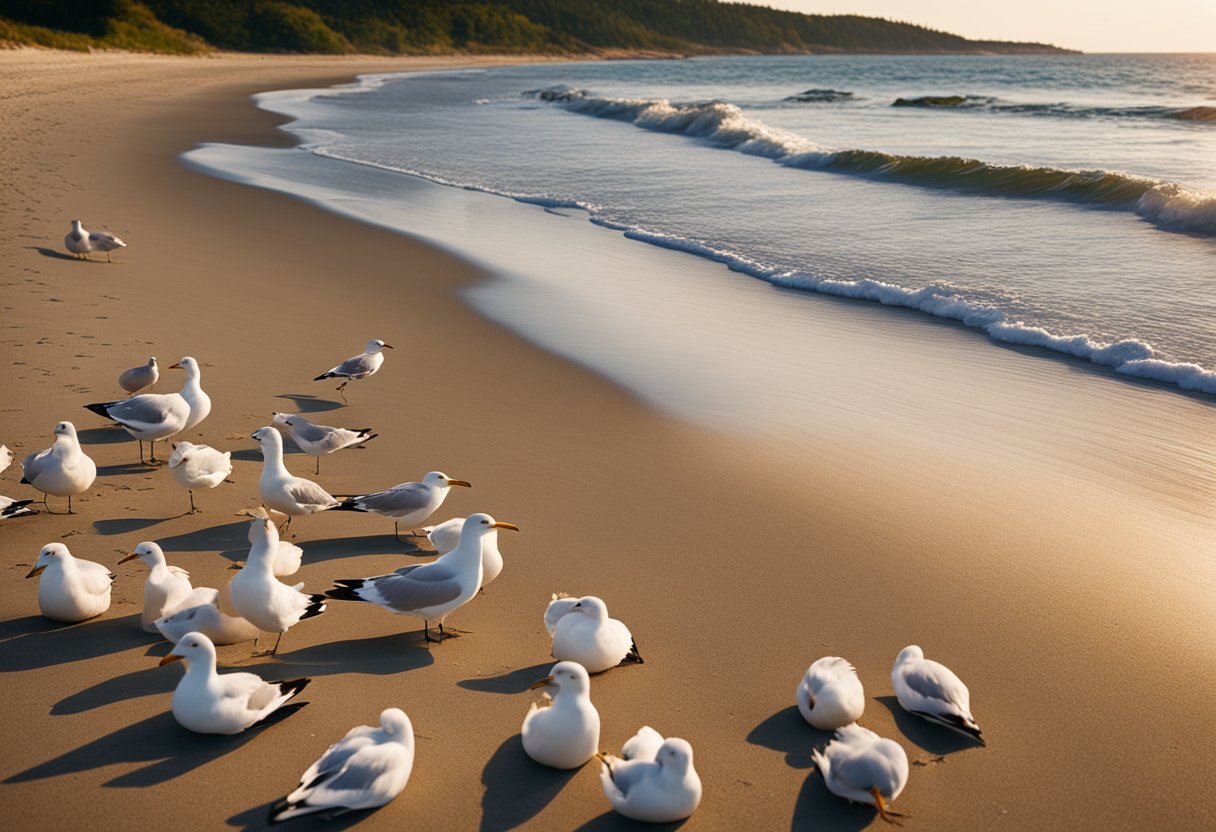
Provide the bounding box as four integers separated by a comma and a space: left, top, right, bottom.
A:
315, 456, 320, 476
336, 381, 348, 404
188, 490, 198, 514
871, 789, 907, 826
423, 621, 439, 644
394, 520, 401, 542
269, 632, 284, 656
67, 494, 74, 514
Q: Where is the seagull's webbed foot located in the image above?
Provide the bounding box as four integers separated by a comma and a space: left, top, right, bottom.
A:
871, 789, 907, 826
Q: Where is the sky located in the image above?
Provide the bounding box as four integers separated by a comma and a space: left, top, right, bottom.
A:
748, 1, 1216, 53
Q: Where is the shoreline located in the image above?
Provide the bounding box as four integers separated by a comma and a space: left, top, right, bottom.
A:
1, 49, 1213, 831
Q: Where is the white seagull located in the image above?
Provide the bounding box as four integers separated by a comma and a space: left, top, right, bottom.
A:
327, 513, 518, 643
269, 707, 415, 823
314, 338, 393, 403
118, 541, 193, 632
159, 632, 310, 734
64, 219, 93, 259
892, 645, 984, 745
118, 357, 158, 395
598, 731, 702, 823
88, 228, 126, 262
238, 507, 303, 577
20, 421, 97, 513
812, 724, 910, 825
154, 587, 262, 646
251, 427, 338, 531
797, 656, 865, 731
26, 542, 113, 622
83, 356, 210, 464
418, 516, 505, 590
548, 595, 643, 674
522, 661, 600, 769
168, 441, 232, 514
229, 512, 327, 655
335, 471, 470, 540
272, 412, 377, 475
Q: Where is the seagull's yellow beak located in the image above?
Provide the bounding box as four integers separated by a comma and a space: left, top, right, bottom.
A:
382, 344, 395, 350
25, 564, 46, 579
448, 479, 472, 488
528, 676, 555, 690
491, 522, 520, 532
117, 552, 139, 565
168, 362, 182, 370
158, 653, 184, 667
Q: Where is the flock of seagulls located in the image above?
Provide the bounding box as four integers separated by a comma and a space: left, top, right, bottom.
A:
5, 290, 990, 824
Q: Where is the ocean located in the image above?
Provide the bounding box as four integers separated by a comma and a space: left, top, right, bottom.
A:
187, 54, 1216, 413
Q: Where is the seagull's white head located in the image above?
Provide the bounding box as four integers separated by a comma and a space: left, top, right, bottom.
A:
656, 738, 695, 776
379, 708, 413, 741
271, 412, 294, 428
147, 356, 158, 367
570, 595, 609, 621
462, 512, 519, 540
366, 339, 393, 354
250, 426, 281, 447
52, 421, 79, 440
895, 645, 924, 666
425, 471, 472, 490
119, 541, 167, 568
27, 542, 72, 578
70, 219, 83, 229
168, 356, 199, 376
160, 631, 217, 668
530, 660, 591, 697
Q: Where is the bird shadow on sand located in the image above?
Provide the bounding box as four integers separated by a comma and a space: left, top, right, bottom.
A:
572, 812, 688, 832
4, 708, 304, 788
0, 613, 148, 672
285, 534, 431, 566
459, 662, 554, 695
75, 426, 133, 445
266, 631, 435, 678
789, 770, 884, 832
151, 519, 249, 553
30, 246, 105, 263
746, 706, 826, 770
92, 516, 169, 535
227, 801, 375, 832
52, 656, 175, 715
874, 695, 977, 755
479, 734, 579, 832
97, 461, 158, 477
275, 394, 343, 414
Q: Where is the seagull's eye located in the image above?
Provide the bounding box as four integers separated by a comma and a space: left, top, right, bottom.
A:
481, 519, 489, 525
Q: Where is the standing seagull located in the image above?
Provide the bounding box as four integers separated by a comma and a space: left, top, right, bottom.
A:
327, 513, 518, 643
83, 356, 210, 464
812, 724, 909, 825
64, 219, 93, 259
251, 427, 338, 531
88, 228, 126, 262
118, 541, 194, 632
118, 357, 158, 395
26, 542, 113, 622
272, 412, 377, 475
335, 471, 470, 541
314, 339, 393, 404
168, 441, 232, 513
159, 632, 310, 734
891, 645, 984, 745
269, 707, 415, 823
20, 421, 96, 513
229, 512, 327, 656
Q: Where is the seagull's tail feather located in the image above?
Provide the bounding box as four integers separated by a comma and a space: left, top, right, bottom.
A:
83, 401, 117, 419
300, 596, 327, 620
325, 584, 368, 602
314, 371, 336, 381
355, 431, 378, 444
277, 677, 312, 700
252, 700, 309, 731
917, 710, 985, 745
269, 796, 328, 824
620, 638, 644, 665
1, 500, 38, 518
332, 499, 369, 512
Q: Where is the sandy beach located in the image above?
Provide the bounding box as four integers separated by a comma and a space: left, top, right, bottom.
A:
1, 48, 1214, 830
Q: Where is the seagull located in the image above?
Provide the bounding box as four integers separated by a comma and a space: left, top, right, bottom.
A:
269, 707, 415, 823
88, 228, 126, 262
251, 427, 338, 531
25, 542, 113, 622
598, 732, 702, 823
158, 632, 310, 734
238, 507, 303, 577
522, 661, 600, 769
327, 513, 518, 643
892, 645, 984, 745
334, 471, 470, 540
417, 516, 504, 590
64, 219, 93, 259
229, 512, 327, 656
154, 587, 262, 646
20, 421, 97, 513
797, 656, 865, 730
548, 595, 643, 674
272, 412, 377, 474
314, 339, 393, 403
83, 356, 210, 464
812, 724, 910, 825
168, 441, 232, 514
118, 356, 158, 395
118, 541, 193, 632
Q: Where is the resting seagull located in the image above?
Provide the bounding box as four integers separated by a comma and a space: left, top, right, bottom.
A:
812, 724, 909, 825
547, 595, 643, 674
118, 541, 193, 632
272, 412, 377, 475
251, 426, 338, 531
314, 339, 393, 404
26, 542, 113, 622
154, 587, 262, 647
20, 421, 96, 513
83, 356, 210, 464
327, 513, 518, 643
892, 645, 985, 745
522, 661, 600, 769
597, 731, 702, 823
159, 631, 310, 734
335, 471, 470, 540
797, 656, 865, 731
269, 707, 415, 823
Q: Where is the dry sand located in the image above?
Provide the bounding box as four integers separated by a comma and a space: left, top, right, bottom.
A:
1, 48, 1214, 830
